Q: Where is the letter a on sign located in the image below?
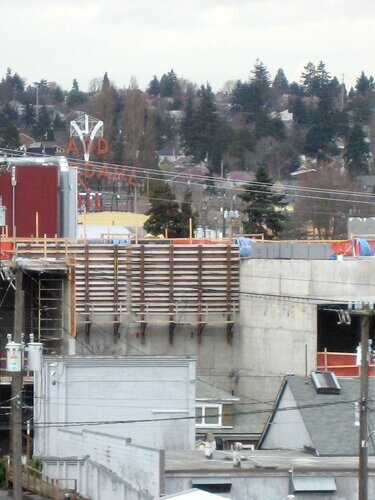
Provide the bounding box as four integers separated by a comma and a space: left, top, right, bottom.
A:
66, 138, 80, 155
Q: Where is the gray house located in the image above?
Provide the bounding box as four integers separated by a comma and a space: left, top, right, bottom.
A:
258, 374, 375, 456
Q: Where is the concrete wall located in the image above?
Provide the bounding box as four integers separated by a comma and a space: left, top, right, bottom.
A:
34, 356, 196, 456
43, 431, 164, 500
237, 258, 375, 426
75, 321, 237, 394
165, 473, 375, 500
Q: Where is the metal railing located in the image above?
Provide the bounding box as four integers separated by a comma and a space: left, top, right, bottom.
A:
6, 460, 79, 500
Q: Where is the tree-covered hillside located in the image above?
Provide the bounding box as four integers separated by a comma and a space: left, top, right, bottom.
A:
0, 62, 374, 239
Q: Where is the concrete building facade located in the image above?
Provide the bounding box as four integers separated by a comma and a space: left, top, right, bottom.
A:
34, 355, 196, 456
237, 257, 375, 427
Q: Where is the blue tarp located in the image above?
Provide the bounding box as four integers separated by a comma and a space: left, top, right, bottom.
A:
357, 238, 372, 256
236, 237, 252, 257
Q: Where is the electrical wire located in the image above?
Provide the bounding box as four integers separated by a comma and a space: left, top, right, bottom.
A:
29, 398, 361, 429
2, 147, 375, 205
0, 280, 13, 309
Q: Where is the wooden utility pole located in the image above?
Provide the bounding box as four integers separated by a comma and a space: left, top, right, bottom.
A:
11, 265, 24, 500
358, 311, 371, 500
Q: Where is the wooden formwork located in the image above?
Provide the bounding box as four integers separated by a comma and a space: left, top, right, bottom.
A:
16, 241, 239, 344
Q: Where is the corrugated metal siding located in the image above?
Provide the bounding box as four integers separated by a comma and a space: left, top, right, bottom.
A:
0, 166, 59, 237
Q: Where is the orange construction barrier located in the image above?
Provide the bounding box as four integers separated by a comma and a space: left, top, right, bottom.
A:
0, 242, 14, 260
317, 352, 375, 377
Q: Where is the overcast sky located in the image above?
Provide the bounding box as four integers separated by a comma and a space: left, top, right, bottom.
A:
3, 0, 374, 92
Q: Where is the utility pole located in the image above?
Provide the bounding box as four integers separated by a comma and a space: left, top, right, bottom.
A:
349, 302, 375, 500
11, 265, 24, 500
359, 310, 372, 500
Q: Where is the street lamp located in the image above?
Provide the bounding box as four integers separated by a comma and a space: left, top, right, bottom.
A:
33, 81, 45, 121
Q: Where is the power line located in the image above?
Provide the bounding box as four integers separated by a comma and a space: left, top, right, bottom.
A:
30, 398, 360, 429
2, 147, 375, 204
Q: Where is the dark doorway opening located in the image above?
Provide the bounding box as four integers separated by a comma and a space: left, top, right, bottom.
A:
318, 304, 375, 353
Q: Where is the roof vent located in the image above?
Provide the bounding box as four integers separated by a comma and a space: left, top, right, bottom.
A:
311, 371, 341, 394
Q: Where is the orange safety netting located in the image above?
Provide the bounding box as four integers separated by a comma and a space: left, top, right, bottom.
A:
331, 239, 375, 256
317, 352, 375, 377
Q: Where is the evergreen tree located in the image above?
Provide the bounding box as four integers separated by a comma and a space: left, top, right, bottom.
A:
22, 103, 36, 128
53, 113, 65, 131
240, 167, 287, 238
181, 85, 225, 171
154, 113, 173, 149
231, 80, 252, 112
254, 112, 285, 140
288, 82, 305, 96
272, 68, 289, 94
344, 124, 370, 177
355, 71, 375, 96
102, 72, 110, 90
232, 61, 271, 119
291, 97, 310, 125
0, 125, 20, 148
72, 78, 79, 91
160, 69, 180, 98
180, 97, 195, 152
180, 190, 196, 235
301, 62, 317, 95
351, 96, 373, 125
147, 76, 160, 96
303, 91, 337, 157
53, 85, 65, 102
33, 105, 52, 140
315, 61, 331, 95
301, 61, 331, 96
66, 87, 88, 108
251, 59, 271, 97
249, 59, 271, 116
144, 182, 184, 237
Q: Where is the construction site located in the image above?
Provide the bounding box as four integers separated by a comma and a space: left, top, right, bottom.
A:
1, 150, 375, 498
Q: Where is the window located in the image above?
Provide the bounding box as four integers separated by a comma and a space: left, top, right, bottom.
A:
195, 404, 222, 427
311, 371, 341, 394
194, 484, 232, 494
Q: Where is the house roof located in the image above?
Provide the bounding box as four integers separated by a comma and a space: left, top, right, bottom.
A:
165, 449, 375, 473
259, 375, 375, 456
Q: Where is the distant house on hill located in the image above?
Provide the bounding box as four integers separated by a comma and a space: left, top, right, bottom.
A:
226, 170, 254, 188
270, 109, 293, 126
19, 133, 35, 147
158, 146, 185, 165
8, 99, 24, 116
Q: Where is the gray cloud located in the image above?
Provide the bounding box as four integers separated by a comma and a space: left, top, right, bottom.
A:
2, 0, 374, 91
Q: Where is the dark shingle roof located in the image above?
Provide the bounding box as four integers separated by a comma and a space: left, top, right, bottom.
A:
264, 375, 375, 456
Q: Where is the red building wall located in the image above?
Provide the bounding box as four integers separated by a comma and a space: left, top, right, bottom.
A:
0, 165, 59, 237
